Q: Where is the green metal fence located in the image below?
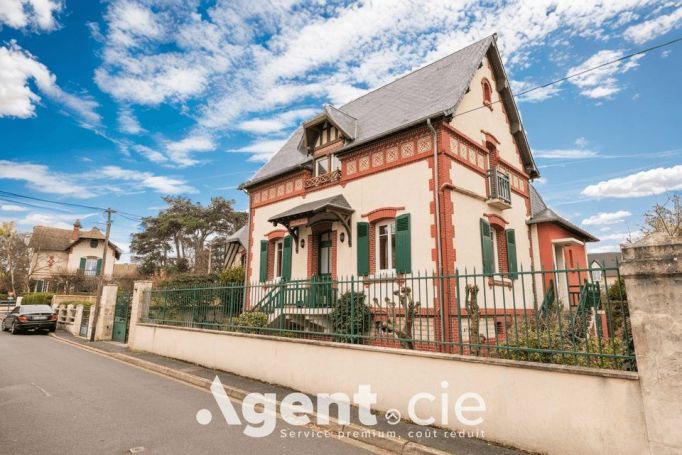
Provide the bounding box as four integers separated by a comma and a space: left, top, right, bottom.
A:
144, 265, 635, 371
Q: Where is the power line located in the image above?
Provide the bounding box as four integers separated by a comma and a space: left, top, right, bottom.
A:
454, 35, 682, 118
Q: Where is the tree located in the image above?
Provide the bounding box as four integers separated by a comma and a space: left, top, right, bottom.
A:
643, 195, 682, 237
373, 287, 420, 349
131, 196, 247, 276
0, 222, 30, 295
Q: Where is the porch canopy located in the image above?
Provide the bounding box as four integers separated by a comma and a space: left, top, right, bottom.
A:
268, 195, 354, 250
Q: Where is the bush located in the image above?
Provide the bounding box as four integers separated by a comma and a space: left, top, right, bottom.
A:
329, 291, 371, 344
60, 300, 94, 308
21, 292, 54, 305
607, 277, 627, 301
498, 316, 628, 370
233, 311, 269, 334
219, 266, 245, 284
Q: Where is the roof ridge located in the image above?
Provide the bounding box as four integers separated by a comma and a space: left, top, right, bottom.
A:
338, 35, 494, 110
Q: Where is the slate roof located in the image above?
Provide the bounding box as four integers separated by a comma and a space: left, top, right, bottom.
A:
226, 225, 249, 248
242, 35, 538, 189
587, 252, 621, 276
29, 225, 123, 258
528, 185, 598, 242
268, 195, 353, 223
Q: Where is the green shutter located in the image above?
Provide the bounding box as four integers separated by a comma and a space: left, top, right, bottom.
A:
95, 258, 103, 276
395, 213, 412, 274
506, 229, 518, 279
79, 257, 86, 272
357, 222, 369, 276
259, 240, 268, 282
282, 236, 292, 281
480, 219, 493, 276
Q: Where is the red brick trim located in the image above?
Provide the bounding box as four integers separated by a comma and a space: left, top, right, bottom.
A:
481, 77, 493, 109
362, 206, 405, 223
484, 213, 509, 228
265, 229, 287, 240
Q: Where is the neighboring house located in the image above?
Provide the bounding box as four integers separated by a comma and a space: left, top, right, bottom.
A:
587, 252, 622, 287
29, 220, 122, 290
528, 185, 598, 306
224, 225, 248, 269
239, 35, 597, 343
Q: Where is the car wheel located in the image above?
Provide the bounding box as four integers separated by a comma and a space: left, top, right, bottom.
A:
49, 327, 56, 333
10, 321, 19, 335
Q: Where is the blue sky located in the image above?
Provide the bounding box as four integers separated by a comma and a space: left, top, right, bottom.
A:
1, 0, 682, 260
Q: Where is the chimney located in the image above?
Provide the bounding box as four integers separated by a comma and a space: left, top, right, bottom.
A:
72, 219, 81, 240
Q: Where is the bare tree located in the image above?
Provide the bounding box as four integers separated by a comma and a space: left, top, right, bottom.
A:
643, 195, 682, 238
0, 223, 30, 295
373, 287, 420, 349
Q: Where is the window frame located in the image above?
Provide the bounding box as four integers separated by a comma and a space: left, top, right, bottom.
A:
314, 154, 340, 177
376, 220, 397, 273
90, 239, 98, 248
273, 240, 284, 279
84, 257, 98, 275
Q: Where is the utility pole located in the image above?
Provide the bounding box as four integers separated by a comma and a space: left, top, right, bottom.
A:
89, 208, 115, 342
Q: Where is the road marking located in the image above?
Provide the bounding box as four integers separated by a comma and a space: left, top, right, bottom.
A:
31, 383, 51, 397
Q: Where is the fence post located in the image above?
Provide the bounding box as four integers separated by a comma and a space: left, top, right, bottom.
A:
129, 281, 153, 348
620, 233, 682, 454
92, 284, 118, 341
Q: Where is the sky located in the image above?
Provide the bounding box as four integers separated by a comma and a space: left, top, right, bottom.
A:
1, 0, 682, 261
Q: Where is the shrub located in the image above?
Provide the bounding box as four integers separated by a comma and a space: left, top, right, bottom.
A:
61, 300, 94, 308
498, 315, 628, 370
219, 266, 245, 284
21, 292, 54, 305
329, 291, 371, 344
233, 311, 269, 334
607, 277, 627, 301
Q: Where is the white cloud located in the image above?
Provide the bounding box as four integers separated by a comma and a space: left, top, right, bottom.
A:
624, 6, 682, 44
17, 212, 95, 230
230, 138, 289, 162
534, 149, 599, 159
0, 204, 29, 212
0, 160, 92, 197
0, 42, 100, 126
582, 211, 632, 225
582, 165, 682, 198
164, 134, 216, 167
511, 80, 562, 103
0, 0, 62, 31
118, 107, 144, 134
566, 49, 642, 99
99, 166, 197, 194
534, 177, 547, 185
238, 108, 318, 134
133, 145, 166, 164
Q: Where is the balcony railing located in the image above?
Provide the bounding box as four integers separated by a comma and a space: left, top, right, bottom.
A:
487, 167, 512, 206
304, 169, 341, 189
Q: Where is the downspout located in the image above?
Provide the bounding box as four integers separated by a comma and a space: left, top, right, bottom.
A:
427, 118, 446, 346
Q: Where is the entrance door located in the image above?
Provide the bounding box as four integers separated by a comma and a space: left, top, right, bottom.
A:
313, 232, 333, 307
112, 293, 132, 343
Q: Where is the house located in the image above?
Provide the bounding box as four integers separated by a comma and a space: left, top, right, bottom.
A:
528, 185, 598, 305
239, 35, 596, 345
223, 225, 248, 269
587, 252, 622, 287
29, 220, 122, 291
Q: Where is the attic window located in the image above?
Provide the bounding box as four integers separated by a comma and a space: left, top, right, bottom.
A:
314, 123, 340, 148
482, 78, 492, 106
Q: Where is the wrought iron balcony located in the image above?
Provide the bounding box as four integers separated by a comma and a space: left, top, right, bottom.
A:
487, 167, 512, 209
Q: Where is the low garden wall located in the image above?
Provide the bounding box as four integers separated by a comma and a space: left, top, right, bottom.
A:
130, 322, 648, 455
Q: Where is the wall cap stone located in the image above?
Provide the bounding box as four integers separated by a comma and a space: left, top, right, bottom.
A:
621, 233, 682, 278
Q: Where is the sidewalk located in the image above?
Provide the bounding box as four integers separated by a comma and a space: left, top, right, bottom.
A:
51, 330, 527, 455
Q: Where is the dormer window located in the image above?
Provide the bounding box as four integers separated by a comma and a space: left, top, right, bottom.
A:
314, 123, 340, 149
314, 154, 341, 177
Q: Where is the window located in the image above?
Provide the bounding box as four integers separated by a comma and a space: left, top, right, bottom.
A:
377, 221, 396, 272
314, 123, 340, 148
84, 258, 98, 276
274, 240, 284, 278
314, 154, 340, 176
90, 239, 98, 248
315, 157, 329, 176
490, 228, 500, 273
482, 79, 492, 105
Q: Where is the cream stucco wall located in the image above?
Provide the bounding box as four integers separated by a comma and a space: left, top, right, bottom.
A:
249, 160, 435, 281
66, 240, 117, 277
130, 324, 649, 455
32, 240, 118, 279
31, 250, 69, 279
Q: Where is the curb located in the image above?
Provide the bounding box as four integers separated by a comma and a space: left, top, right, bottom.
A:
49, 333, 454, 455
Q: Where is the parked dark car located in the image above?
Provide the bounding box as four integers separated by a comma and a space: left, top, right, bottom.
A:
1, 305, 57, 334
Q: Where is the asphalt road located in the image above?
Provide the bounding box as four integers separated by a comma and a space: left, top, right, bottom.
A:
0, 331, 373, 455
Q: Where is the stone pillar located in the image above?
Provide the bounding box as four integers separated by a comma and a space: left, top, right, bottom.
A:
621, 233, 682, 455
73, 305, 84, 337
128, 281, 152, 348
94, 284, 118, 341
